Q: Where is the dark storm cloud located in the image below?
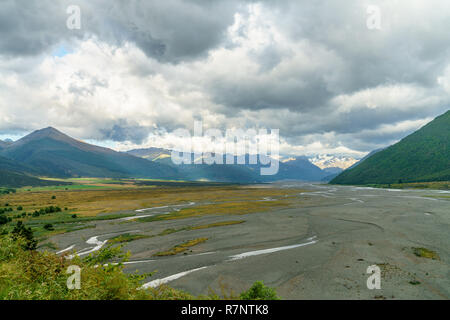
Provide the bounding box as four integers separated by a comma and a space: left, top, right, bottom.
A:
207, 0, 450, 113
0, 0, 449, 154
0, 0, 70, 56
0, 0, 241, 62
100, 120, 151, 144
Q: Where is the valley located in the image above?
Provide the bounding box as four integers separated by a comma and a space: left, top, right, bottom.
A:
2, 181, 447, 299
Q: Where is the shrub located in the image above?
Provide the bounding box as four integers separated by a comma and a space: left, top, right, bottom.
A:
17, 206, 23, 211
44, 224, 54, 231
0, 216, 8, 225
11, 221, 37, 251
240, 281, 280, 300
0, 236, 280, 300
0, 237, 192, 300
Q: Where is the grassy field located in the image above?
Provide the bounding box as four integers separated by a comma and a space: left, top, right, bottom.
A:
109, 233, 153, 244
366, 181, 450, 190
153, 238, 209, 256
1, 183, 302, 217
0, 179, 303, 242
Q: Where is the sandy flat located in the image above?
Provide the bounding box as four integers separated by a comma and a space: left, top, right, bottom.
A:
50, 183, 450, 299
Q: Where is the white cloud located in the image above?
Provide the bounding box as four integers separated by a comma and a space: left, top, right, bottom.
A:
0, 1, 449, 157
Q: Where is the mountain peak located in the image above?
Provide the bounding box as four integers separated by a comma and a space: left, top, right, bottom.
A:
8, 126, 76, 148
37, 126, 63, 135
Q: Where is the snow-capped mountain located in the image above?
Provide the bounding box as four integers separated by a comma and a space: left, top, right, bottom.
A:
308, 154, 359, 170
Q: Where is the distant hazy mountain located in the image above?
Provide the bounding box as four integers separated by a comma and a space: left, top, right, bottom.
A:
319, 167, 343, 182
128, 147, 171, 161
323, 167, 344, 175
0, 127, 180, 179
331, 110, 450, 185
267, 156, 328, 181
128, 148, 328, 182
0, 140, 12, 149
128, 148, 264, 182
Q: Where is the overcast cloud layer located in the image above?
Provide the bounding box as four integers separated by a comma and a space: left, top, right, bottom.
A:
0, 0, 449, 157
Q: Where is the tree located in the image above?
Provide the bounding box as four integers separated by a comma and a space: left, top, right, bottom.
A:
11, 221, 37, 250
0, 215, 7, 225
44, 224, 54, 231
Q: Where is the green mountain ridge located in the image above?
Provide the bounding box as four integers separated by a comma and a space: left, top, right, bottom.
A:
0, 155, 64, 188
0, 170, 63, 188
331, 110, 450, 185
0, 127, 180, 180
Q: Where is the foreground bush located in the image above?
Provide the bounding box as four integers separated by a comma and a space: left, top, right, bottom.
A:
0, 235, 194, 300
0, 233, 280, 300
240, 281, 280, 300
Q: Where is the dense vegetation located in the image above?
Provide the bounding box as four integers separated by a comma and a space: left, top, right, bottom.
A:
331, 110, 450, 185
0, 226, 280, 300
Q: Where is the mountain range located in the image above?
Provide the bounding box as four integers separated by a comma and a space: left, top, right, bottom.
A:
0, 127, 331, 187
127, 148, 330, 182
0, 127, 179, 181
331, 110, 450, 185
308, 154, 358, 170
2, 110, 447, 188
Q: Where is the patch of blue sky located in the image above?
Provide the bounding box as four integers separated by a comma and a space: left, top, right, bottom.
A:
0, 133, 26, 142
53, 45, 72, 57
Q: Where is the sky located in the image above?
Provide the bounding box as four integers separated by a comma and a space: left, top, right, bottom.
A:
0, 0, 449, 158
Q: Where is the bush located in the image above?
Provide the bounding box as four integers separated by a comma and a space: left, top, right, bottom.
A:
72, 214, 77, 219
51, 196, 56, 199
0, 189, 16, 195
17, 206, 23, 211
0, 237, 192, 300
43, 224, 54, 231
240, 281, 280, 300
11, 221, 37, 251
0, 215, 8, 225
0, 236, 281, 300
